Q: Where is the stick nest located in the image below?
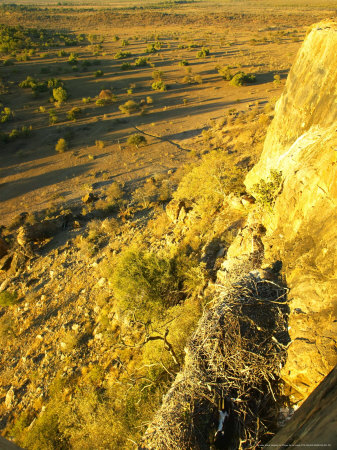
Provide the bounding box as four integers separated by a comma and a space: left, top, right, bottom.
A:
140, 264, 289, 449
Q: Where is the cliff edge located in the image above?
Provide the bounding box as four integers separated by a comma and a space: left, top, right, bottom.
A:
240, 20, 337, 403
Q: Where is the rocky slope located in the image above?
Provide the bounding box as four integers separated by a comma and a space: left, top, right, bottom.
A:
230, 20, 337, 404
0, 107, 270, 448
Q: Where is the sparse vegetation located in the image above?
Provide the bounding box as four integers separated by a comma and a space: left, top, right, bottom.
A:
0, 291, 17, 306
196, 47, 210, 58
55, 137, 68, 153
127, 134, 147, 148
152, 80, 167, 91
229, 71, 256, 86
118, 100, 140, 115
52, 86, 68, 103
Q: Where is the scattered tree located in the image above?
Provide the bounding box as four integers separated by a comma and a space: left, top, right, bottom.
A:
127, 134, 147, 148
55, 138, 68, 153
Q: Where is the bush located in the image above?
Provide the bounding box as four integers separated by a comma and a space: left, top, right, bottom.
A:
3, 125, 32, 142
96, 98, 107, 106
19, 76, 49, 94
173, 150, 244, 212
218, 66, 233, 81
0, 106, 14, 123
127, 134, 147, 148
179, 59, 189, 66
47, 78, 63, 89
67, 107, 81, 121
151, 81, 167, 91
119, 100, 140, 115
0, 291, 17, 307
104, 182, 124, 209
134, 57, 148, 67
229, 72, 256, 86
152, 69, 163, 81
3, 58, 14, 66
196, 47, 210, 58
121, 62, 132, 70
94, 69, 104, 77
17, 52, 30, 62
49, 110, 58, 125
57, 49, 68, 57
251, 170, 282, 210
52, 86, 68, 103
81, 60, 92, 67
68, 52, 78, 64
19, 76, 36, 89
113, 51, 131, 60
146, 43, 156, 53
182, 75, 202, 85
55, 138, 68, 153
111, 249, 179, 318
21, 403, 68, 450
273, 74, 281, 86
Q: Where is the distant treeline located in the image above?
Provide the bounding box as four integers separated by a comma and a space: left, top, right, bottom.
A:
0, 0, 196, 14
0, 24, 84, 54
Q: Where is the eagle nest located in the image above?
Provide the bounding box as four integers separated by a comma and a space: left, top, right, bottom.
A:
140, 262, 290, 449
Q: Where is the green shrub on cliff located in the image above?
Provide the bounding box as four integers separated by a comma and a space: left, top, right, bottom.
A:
252, 170, 282, 210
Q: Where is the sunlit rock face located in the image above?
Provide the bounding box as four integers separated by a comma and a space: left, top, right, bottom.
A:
227, 21, 337, 404
246, 21, 337, 189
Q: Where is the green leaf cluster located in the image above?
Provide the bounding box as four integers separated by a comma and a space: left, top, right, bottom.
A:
252, 170, 283, 210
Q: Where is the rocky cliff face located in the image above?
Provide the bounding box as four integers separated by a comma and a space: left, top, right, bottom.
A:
228, 20, 337, 404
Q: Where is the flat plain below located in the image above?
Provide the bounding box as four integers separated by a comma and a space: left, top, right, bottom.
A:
0, 0, 335, 224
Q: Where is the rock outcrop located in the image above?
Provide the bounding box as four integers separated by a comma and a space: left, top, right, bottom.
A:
267, 364, 337, 448
226, 20, 337, 404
